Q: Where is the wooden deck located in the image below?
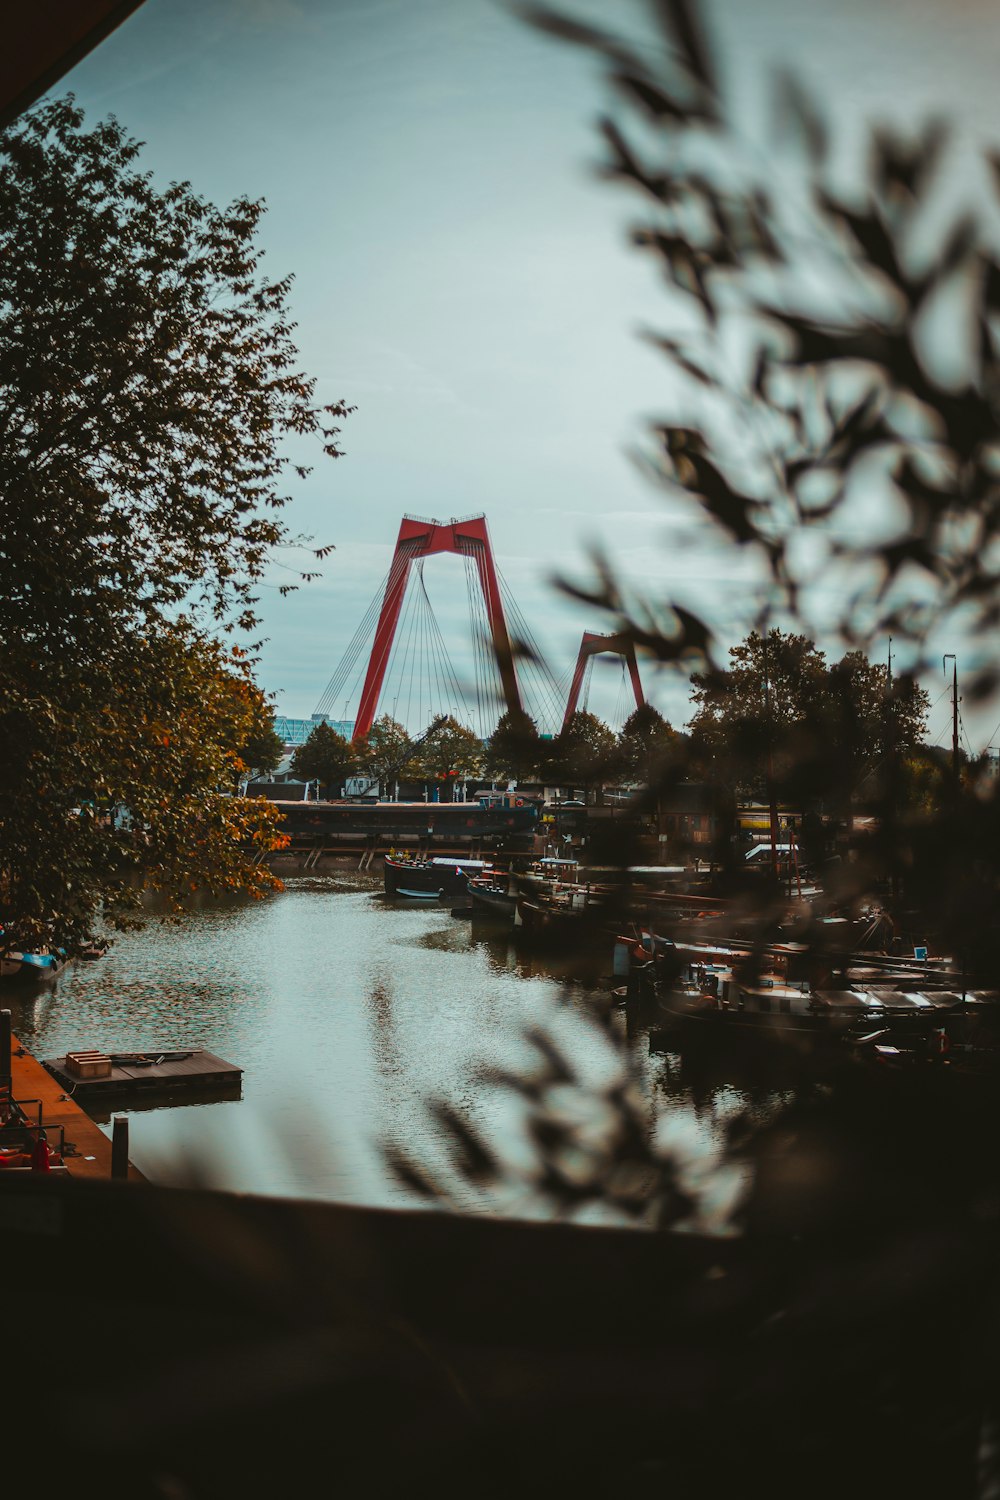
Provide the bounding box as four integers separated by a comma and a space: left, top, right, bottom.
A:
42, 1049, 242, 1105
9, 1033, 144, 1181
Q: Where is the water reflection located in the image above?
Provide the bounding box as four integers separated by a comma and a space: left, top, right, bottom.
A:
1, 874, 790, 1208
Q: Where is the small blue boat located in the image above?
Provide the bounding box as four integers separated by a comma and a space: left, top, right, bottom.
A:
0, 947, 68, 983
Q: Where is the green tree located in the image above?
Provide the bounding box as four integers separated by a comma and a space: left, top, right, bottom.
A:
411, 717, 484, 800
238, 716, 285, 781
355, 715, 413, 795
484, 710, 541, 783
617, 704, 678, 785
290, 722, 355, 796
0, 100, 350, 951
688, 631, 928, 804
688, 631, 831, 798
1, 624, 290, 952
829, 651, 930, 804
547, 711, 617, 794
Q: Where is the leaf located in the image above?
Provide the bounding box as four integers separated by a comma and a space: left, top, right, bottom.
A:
428, 1101, 499, 1185
611, 70, 692, 125
774, 69, 827, 166
651, 0, 717, 96
873, 120, 947, 205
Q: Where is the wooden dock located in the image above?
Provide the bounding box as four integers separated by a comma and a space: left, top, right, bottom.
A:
9, 1031, 144, 1181
42, 1048, 242, 1106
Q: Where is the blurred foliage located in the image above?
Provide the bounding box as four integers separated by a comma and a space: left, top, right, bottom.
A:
517, 0, 1000, 970
386, 1006, 745, 1233
397, 0, 1000, 1247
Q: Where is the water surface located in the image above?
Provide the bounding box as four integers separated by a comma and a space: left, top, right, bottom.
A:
5, 873, 759, 1210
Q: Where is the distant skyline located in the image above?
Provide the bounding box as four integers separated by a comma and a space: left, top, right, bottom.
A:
60, 0, 1000, 752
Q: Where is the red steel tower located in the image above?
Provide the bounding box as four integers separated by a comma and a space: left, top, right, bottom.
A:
562, 631, 644, 732
351, 514, 522, 741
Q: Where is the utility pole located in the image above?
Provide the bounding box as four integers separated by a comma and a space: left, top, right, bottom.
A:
943, 654, 959, 789
885, 637, 899, 899
762, 630, 781, 881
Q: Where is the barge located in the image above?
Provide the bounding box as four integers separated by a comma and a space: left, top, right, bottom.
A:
263, 792, 539, 849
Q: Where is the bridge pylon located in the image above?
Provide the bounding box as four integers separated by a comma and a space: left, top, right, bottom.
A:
352, 514, 522, 742
562, 631, 644, 733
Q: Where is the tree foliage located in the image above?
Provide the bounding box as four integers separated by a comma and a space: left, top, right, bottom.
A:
0, 100, 350, 950
411, 717, 484, 798
617, 703, 678, 785
355, 715, 413, 792
1, 626, 290, 951
290, 722, 356, 795
238, 716, 285, 780
688, 630, 928, 802
484, 710, 541, 782
547, 711, 616, 790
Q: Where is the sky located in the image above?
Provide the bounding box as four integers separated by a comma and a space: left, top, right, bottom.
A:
60, 0, 1000, 751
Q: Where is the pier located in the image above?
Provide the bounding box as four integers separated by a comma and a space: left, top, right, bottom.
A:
43, 1048, 242, 1107
4, 1016, 143, 1181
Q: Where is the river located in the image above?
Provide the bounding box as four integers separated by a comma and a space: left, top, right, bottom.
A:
4, 871, 760, 1216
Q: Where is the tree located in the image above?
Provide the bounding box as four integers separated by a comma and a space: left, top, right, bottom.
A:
617, 704, 678, 785
238, 716, 285, 781
828, 651, 930, 804
688, 630, 928, 804
1, 624, 290, 952
688, 631, 832, 799
484, 710, 542, 783
411, 717, 484, 800
355, 715, 413, 795
0, 100, 350, 951
290, 722, 355, 796
547, 711, 617, 793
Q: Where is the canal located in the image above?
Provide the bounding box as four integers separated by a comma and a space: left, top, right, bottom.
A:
4, 871, 759, 1214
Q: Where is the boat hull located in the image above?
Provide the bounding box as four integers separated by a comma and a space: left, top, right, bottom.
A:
383, 857, 488, 901
514, 893, 616, 949
468, 881, 517, 921
0, 952, 68, 984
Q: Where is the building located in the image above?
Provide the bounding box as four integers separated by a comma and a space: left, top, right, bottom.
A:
273, 713, 355, 748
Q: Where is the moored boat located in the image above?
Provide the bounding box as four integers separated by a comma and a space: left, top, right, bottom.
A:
657, 958, 968, 1051
0, 949, 68, 983
383, 854, 492, 901
467, 873, 517, 921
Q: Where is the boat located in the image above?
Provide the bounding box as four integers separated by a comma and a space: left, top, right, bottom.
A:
513, 887, 620, 948
383, 854, 492, 901
0, 949, 68, 983
656, 956, 969, 1050
467, 872, 518, 921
